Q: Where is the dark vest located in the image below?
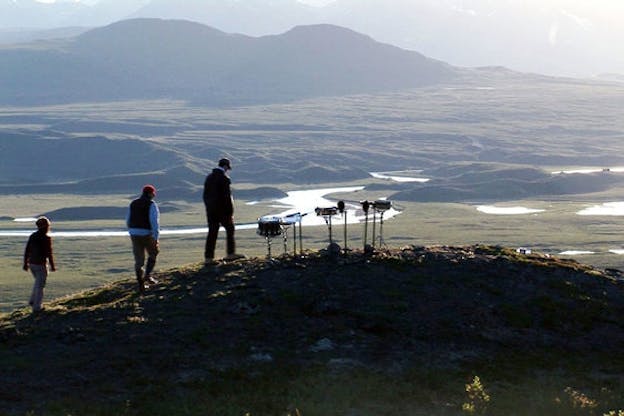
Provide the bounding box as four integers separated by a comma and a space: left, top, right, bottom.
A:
26, 230, 52, 265
128, 196, 153, 230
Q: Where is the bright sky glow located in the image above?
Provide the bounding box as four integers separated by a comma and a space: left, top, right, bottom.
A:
297, 0, 335, 6
37, 0, 339, 6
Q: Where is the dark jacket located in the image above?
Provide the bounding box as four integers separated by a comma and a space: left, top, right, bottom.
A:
24, 230, 55, 268
203, 168, 234, 220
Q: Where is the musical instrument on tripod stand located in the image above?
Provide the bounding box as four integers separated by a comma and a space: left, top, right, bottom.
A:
372, 200, 392, 248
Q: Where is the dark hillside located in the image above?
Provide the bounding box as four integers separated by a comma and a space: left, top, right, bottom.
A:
231, 24, 454, 98
0, 132, 186, 184
1, 245, 623, 415
0, 132, 208, 197
392, 164, 624, 202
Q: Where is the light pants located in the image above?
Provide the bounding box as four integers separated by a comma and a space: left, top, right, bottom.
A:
29, 264, 48, 312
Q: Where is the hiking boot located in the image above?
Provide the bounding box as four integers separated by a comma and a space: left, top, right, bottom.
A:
204, 258, 218, 267
224, 253, 245, 261
135, 270, 146, 294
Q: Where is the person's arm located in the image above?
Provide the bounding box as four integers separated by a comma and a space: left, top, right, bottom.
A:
47, 237, 56, 272
203, 176, 210, 205
126, 205, 132, 229
150, 202, 160, 241
23, 236, 31, 271
224, 177, 234, 216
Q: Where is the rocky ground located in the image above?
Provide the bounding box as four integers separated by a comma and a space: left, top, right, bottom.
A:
1, 245, 624, 415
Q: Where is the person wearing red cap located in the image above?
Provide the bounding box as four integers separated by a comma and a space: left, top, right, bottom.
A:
23, 216, 56, 313
126, 184, 160, 293
203, 158, 245, 264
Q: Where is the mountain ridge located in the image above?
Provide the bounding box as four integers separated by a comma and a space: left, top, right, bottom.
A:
0, 18, 457, 106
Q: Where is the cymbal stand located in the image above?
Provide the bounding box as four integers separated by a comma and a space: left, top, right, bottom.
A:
360, 200, 370, 250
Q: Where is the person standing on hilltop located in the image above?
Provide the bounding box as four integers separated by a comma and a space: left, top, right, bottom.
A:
23, 216, 56, 313
203, 158, 245, 265
126, 184, 160, 293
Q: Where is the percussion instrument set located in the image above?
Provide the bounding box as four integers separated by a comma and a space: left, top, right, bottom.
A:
256, 216, 282, 259
256, 198, 394, 258
315, 206, 339, 246
257, 213, 306, 259
371, 199, 392, 248
361, 199, 393, 249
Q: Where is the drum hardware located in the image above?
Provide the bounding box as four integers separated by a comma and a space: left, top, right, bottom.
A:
360, 200, 371, 249
337, 200, 348, 251
281, 212, 307, 256
297, 213, 305, 255
372, 200, 392, 212
315, 206, 339, 246
371, 208, 377, 248
372, 200, 392, 247
257, 216, 283, 259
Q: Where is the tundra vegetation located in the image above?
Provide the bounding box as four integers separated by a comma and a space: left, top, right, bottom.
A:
1, 246, 623, 415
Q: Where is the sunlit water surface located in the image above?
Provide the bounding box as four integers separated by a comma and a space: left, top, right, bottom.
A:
476, 206, 545, 215
2, 186, 399, 238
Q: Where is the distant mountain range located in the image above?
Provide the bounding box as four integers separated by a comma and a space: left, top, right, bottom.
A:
1, 0, 623, 77
0, 19, 457, 106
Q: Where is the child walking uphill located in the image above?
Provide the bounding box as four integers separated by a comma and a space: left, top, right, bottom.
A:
23, 216, 56, 313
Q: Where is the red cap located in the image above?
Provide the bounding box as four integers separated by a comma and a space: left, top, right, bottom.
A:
142, 184, 156, 195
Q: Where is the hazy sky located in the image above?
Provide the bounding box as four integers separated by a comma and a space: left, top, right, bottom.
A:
298, 0, 336, 5
33, 0, 338, 4
12, 0, 624, 76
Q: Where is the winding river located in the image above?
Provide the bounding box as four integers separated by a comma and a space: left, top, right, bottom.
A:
0, 186, 400, 238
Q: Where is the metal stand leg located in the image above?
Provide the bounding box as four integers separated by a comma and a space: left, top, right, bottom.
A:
299, 220, 303, 255
371, 210, 377, 249
292, 225, 297, 254
363, 211, 368, 249
343, 212, 348, 251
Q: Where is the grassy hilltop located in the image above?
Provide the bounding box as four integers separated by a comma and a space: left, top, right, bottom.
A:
1, 245, 624, 416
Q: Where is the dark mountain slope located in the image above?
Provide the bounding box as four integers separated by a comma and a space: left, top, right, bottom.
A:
0, 18, 458, 105
1, 245, 623, 415
0, 131, 187, 184
229, 24, 454, 98
392, 164, 624, 202
0, 131, 208, 198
